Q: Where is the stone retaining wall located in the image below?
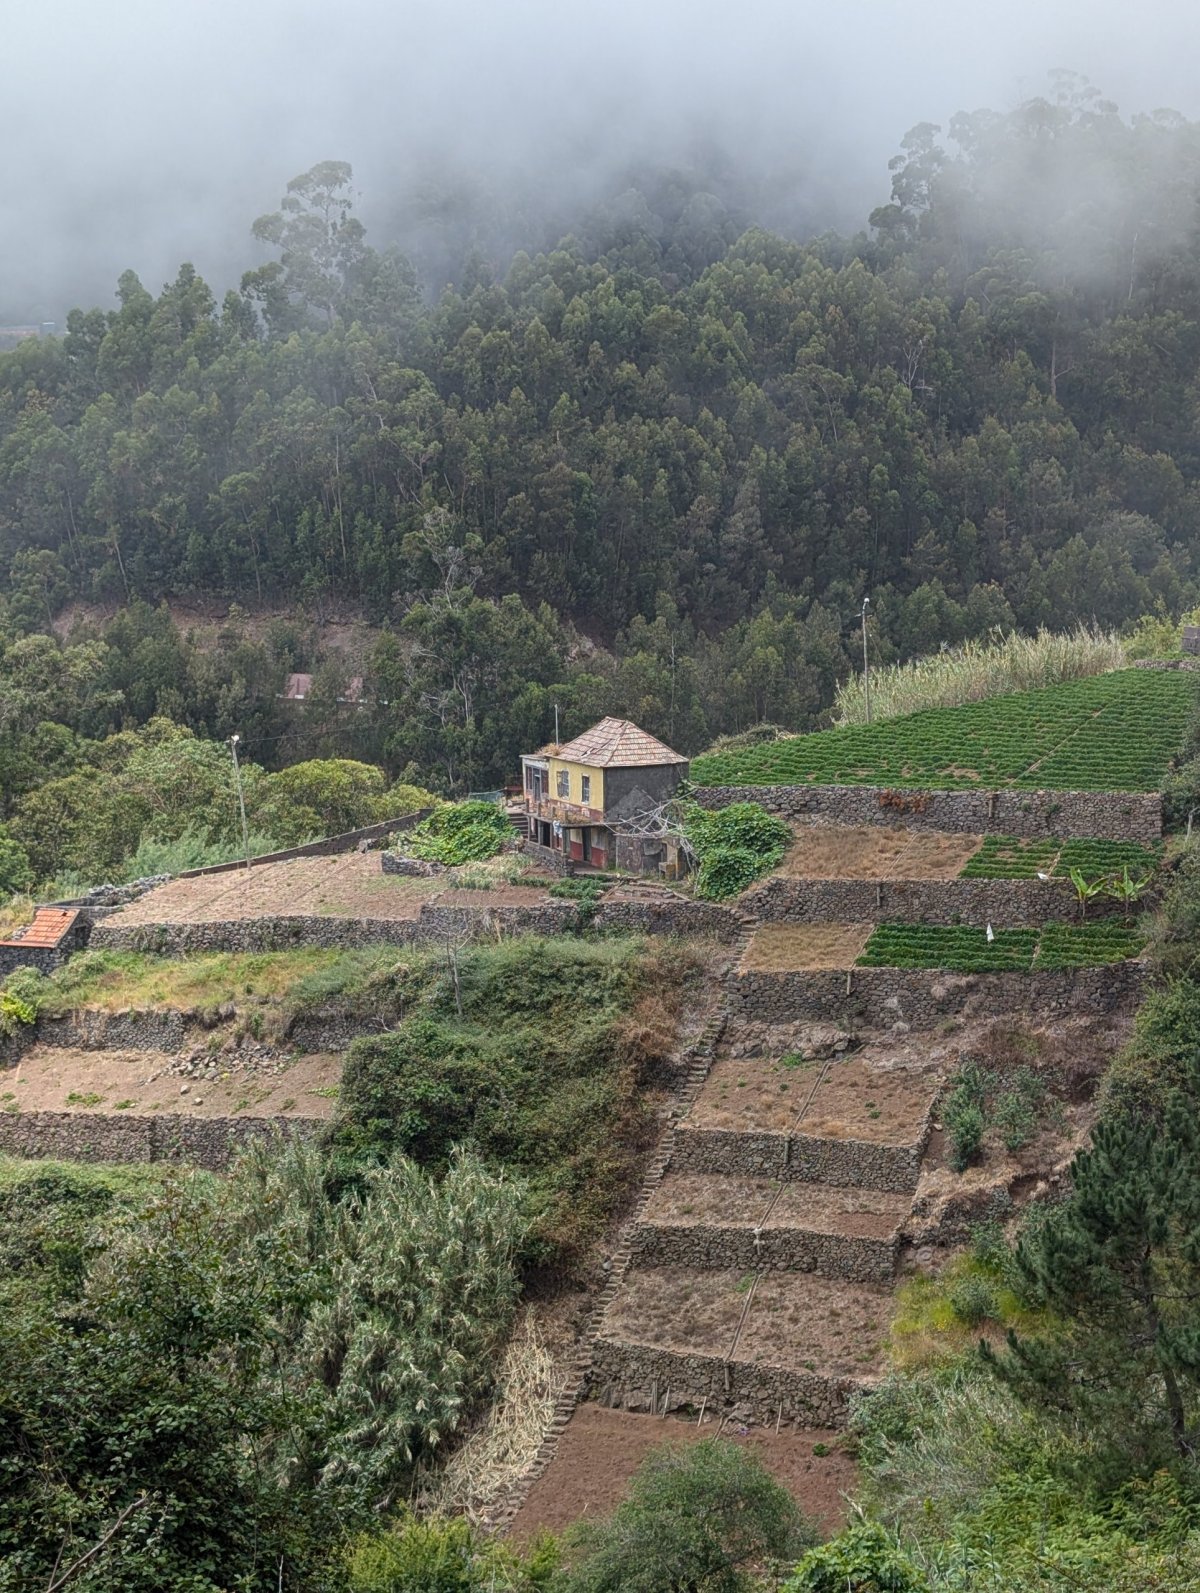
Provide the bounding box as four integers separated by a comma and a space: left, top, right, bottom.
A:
731, 961, 1147, 1029
0, 1110, 320, 1170
177, 810, 433, 878
743, 875, 1134, 927
599, 898, 740, 941
590, 1336, 863, 1429
628, 1219, 898, 1282
670, 1126, 927, 1193
693, 783, 1162, 843
89, 895, 736, 955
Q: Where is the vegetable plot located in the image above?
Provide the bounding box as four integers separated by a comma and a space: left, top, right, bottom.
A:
692, 670, 1194, 792
856, 921, 1146, 973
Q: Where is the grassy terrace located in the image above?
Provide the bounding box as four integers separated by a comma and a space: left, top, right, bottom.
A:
856, 921, 1146, 973
691, 669, 1195, 791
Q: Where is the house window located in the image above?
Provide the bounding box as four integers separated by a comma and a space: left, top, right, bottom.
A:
581, 775, 591, 804
556, 769, 570, 798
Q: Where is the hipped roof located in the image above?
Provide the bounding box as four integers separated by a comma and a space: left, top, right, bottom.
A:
551, 717, 687, 769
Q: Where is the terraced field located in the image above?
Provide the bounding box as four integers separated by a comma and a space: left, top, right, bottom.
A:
857, 920, 1146, 973
692, 669, 1195, 791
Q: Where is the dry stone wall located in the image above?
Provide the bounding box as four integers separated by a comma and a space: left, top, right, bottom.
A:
0, 1109, 319, 1170
670, 1126, 928, 1193
591, 1336, 863, 1428
731, 962, 1147, 1029
628, 1219, 898, 1282
693, 783, 1162, 843
744, 876, 1134, 927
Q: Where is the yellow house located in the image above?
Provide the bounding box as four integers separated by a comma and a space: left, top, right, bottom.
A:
520, 717, 688, 872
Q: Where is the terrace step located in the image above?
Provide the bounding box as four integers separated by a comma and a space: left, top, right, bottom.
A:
631, 1172, 905, 1282
592, 1265, 889, 1429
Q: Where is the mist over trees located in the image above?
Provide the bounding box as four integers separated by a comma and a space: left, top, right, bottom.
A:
4, 81, 1200, 781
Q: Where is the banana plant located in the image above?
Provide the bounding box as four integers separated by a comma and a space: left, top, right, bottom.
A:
1103, 866, 1153, 921
1068, 867, 1107, 922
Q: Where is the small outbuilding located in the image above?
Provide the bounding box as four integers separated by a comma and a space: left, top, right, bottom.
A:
520, 717, 689, 874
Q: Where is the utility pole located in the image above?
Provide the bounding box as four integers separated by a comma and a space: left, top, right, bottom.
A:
554, 702, 560, 745
860, 597, 872, 724
229, 734, 251, 869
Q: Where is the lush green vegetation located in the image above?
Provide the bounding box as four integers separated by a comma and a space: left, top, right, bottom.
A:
857, 920, 1146, 973
334, 934, 699, 1267
692, 669, 1195, 792
681, 801, 791, 899
403, 799, 512, 865
958, 835, 1162, 880
0, 1139, 527, 1591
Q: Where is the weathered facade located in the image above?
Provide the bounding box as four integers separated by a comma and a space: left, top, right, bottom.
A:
520, 717, 689, 874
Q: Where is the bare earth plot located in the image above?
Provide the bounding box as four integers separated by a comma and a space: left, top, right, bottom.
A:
508, 1404, 855, 1540
688, 1054, 937, 1142
778, 825, 982, 880
2, 1045, 341, 1119
601, 1265, 889, 1380
741, 924, 873, 971
643, 1173, 908, 1239
107, 854, 441, 925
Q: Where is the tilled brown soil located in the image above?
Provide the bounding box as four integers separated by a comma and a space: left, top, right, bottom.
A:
643, 1173, 907, 1239
602, 1266, 890, 1378
107, 854, 438, 925
507, 1404, 856, 1540
688, 1054, 936, 1143
741, 923, 873, 971
778, 826, 982, 881
2, 1045, 341, 1119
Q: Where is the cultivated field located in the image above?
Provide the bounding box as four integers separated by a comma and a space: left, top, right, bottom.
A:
692, 668, 1195, 791
106, 854, 440, 924
2, 1045, 340, 1119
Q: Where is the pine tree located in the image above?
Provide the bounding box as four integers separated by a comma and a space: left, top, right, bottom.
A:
984, 1083, 1200, 1461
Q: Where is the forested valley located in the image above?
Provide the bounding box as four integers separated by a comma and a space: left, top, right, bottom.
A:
6, 81, 1200, 810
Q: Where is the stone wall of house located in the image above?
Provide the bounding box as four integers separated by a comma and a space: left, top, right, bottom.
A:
628, 1219, 898, 1282
730, 961, 1147, 1029
590, 1336, 861, 1428
742, 875, 1137, 926
0, 1110, 320, 1171
692, 783, 1163, 843
0, 944, 65, 977
670, 1126, 928, 1193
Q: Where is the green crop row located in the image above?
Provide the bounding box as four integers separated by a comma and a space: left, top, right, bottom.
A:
959, 837, 1060, 879
957, 836, 1162, 880
1033, 922, 1147, 970
692, 669, 1195, 793
856, 920, 1146, 973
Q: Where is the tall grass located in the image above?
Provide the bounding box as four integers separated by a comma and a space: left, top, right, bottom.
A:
834, 626, 1127, 726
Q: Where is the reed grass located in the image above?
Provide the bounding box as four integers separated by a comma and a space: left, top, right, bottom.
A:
834, 626, 1126, 726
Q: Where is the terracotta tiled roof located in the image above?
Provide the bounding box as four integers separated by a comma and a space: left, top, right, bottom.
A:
552, 717, 688, 769
0, 907, 78, 949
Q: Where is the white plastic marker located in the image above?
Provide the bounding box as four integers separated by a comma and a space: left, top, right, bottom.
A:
986, 923, 995, 943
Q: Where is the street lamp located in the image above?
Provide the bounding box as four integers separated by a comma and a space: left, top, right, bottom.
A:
860, 598, 872, 724
229, 734, 251, 869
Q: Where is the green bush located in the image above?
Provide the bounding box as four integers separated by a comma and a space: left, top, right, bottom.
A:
404, 800, 511, 865
346, 1512, 556, 1593
683, 801, 789, 900
563, 1438, 816, 1593
782, 1522, 929, 1593
948, 1272, 998, 1328
0, 830, 32, 899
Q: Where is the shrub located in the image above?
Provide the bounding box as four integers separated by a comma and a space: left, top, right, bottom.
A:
948, 1272, 997, 1328
404, 801, 512, 866
346, 1512, 556, 1593
0, 830, 32, 899
683, 801, 790, 900
563, 1438, 817, 1593
782, 1521, 929, 1593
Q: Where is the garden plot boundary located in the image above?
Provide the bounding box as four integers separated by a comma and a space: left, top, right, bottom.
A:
692, 783, 1162, 843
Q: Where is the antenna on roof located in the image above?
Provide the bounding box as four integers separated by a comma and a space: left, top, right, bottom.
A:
554, 702, 560, 744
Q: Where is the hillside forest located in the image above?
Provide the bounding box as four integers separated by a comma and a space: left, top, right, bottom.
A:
5, 81, 1200, 819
